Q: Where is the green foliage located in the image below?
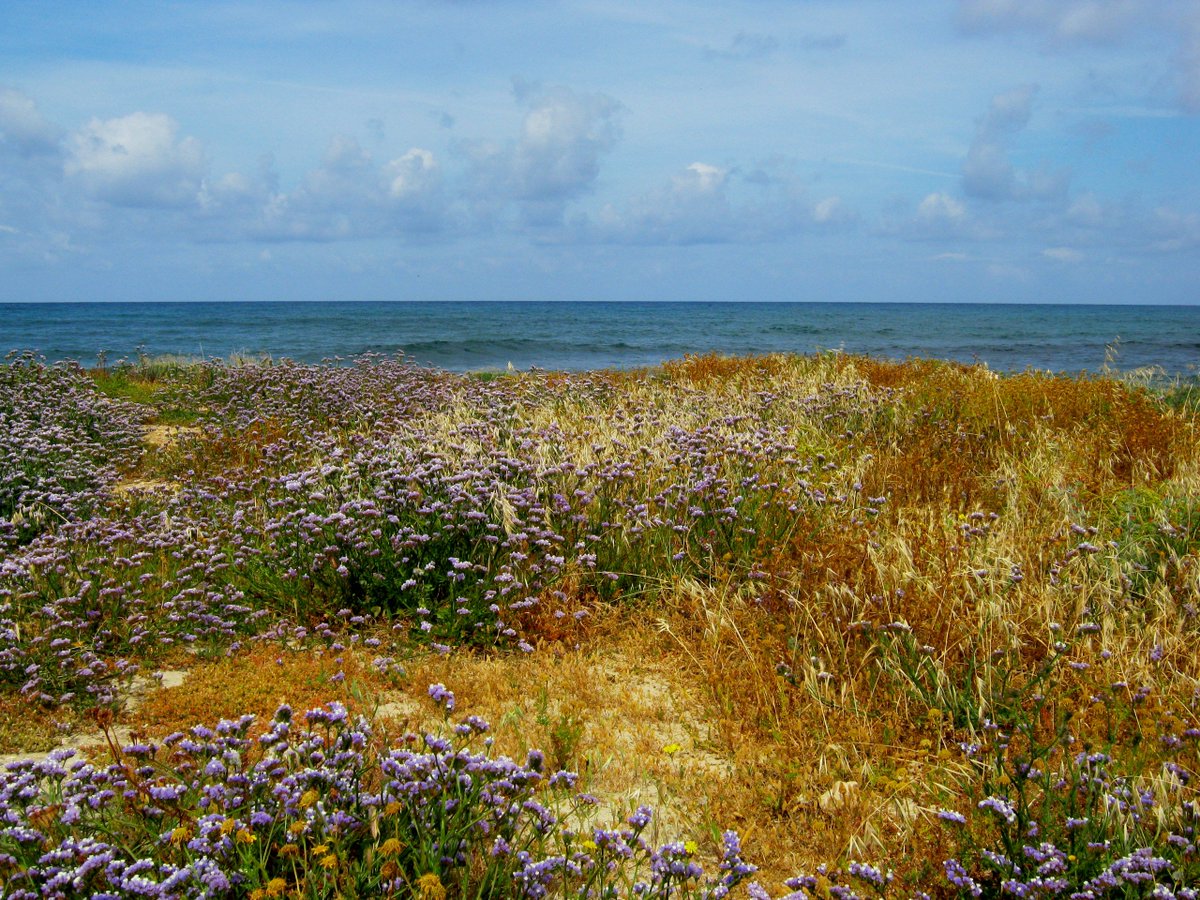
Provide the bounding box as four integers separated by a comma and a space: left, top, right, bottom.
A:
871, 627, 1065, 733
1107, 487, 1200, 603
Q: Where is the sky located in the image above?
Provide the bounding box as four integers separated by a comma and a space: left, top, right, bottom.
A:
1, 1, 1199, 304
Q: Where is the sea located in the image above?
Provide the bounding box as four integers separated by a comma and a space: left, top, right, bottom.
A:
2, 301, 1199, 377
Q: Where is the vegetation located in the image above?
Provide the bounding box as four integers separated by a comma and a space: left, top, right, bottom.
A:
1, 350, 1198, 898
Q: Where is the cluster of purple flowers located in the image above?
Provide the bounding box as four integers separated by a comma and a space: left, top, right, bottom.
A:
929, 717, 1200, 899
0, 354, 146, 546
0, 695, 773, 899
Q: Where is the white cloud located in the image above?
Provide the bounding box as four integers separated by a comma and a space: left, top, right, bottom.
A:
602, 160, 734, 244
200, 171, 259, 205
65, 112, 206, 207
917, 191, 967, 223
465, 84, 623, 226
585, 159, 846, 245
514, 86, 621, 202
681, 162, 726, 192
225, 137, 446, 241
0, 87, 61, 156
386, 148, 438, 200
884, 190, 989, 243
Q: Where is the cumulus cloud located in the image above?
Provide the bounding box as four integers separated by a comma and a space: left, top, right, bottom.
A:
606, 161, 736, 243
586, 160, 848, 245
918, 191, 967, 223
65, 112, 206, 208
10, 84, 620, 244
191, 155, 278, 241
386, 148, 439, 201
244, 137, 445, 241
882, 190, 992, 243
515, 88, 619, 200
0, 87, 62, 156
465, 83, 623, 226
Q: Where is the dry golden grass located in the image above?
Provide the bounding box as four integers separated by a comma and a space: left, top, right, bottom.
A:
0, 693, 77, 756
126, 644, 401, 739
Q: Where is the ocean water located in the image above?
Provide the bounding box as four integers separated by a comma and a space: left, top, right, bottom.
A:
2, 301, 1198, 376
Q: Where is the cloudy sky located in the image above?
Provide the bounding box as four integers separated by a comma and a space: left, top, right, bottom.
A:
2, 1, 1198, 304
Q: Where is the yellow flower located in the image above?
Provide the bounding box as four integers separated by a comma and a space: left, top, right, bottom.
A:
299, 789, 320, 809
380, 837, 402, 857
170, 826, 192, 845
278, 844, 300, 859
288, 821, 308, 836
319, 853, 338, 870
265, 877, 288, 896
582, 839, 598, 851
385, 800, 402, 816
662, 742, 683, 756
250, 890, 265, 900
417, 873, 447, 900
312, 843, 330, 856
684, 840, 698, 855
236, 829, 257, 844
220, 818, 237, 836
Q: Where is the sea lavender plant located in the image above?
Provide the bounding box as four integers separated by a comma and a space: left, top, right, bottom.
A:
0, 693, 772, 899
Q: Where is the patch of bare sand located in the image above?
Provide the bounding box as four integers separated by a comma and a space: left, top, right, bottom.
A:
142, 424, 201, 448
403, 630, 734, 843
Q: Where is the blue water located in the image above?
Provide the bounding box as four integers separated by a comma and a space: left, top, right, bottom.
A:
2, 301, 1198, 376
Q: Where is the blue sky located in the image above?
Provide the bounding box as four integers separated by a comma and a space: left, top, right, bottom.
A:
1, 1, 1198, 304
